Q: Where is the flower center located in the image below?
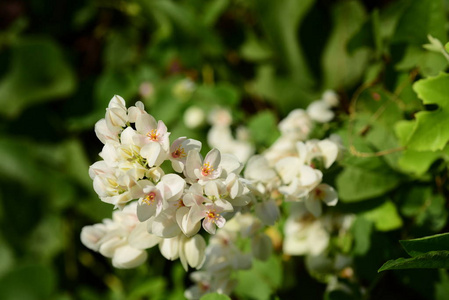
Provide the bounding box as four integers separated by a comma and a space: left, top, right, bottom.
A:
206, 209, 220, 222
143, 192, 157, 205
171, 146, 186, 159
173, 198, 185, 208
201, 163, 214, 177
147, 129, 159, 141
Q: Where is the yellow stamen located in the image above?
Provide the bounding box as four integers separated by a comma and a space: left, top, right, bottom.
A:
147, 129, 159, 141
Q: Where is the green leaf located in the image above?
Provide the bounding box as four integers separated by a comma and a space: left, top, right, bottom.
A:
234, 255, 282, 300
248, 110, 280, 147
378, 250, 449, 272
200, 293, 231, 300
361, 200, 402, 231
407, 73, 449, 151
351, 217, 373, 255
322, 0, 369, 89
400, 233, 449, 257
0, 38, 76, 118
398, 186, 447, 233
393, 0, 446, 45
336, 166, 400, 202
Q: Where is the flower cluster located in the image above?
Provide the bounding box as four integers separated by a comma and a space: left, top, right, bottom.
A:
81, 91, 348, 298
84, 95, 252, 271
185, 213, 272, 299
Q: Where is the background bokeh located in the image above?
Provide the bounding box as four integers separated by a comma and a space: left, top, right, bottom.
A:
1, 0, 449, 299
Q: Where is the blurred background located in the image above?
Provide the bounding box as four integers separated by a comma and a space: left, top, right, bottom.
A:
0, 0, 448, 299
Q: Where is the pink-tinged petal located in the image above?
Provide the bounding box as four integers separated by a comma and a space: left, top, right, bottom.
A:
305, 195, 322, 217
156, 120, 168, 135
214, 215, 226, 228
128, 222, 161, 249
112, 245, 147, 269
204, 148, 221, 170
177, 207, 201, 237
136, 113, 157, 134
202, 218, 216, 234
171, 137, 187, 152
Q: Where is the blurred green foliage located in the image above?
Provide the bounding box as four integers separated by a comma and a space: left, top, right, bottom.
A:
1, 0, 449, 299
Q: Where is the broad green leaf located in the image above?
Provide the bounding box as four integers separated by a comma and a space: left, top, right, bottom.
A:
378, 250, 449, 272
393, 0, 446, 45
322, 0, 369, 90
0, 38, 76, 118
234, 255, 282, 300
407, 73, 449, 151
200, 293, 231, 300
395, 44, 448, 77
398, 186, 447, 233
240, 32, 273, 61
400, 233, 449, 257
361, 200, 402, 231
248, 110, 280, 147
395, 120, 444, 175
336, 166, 400, 202
254, 0, 316, 82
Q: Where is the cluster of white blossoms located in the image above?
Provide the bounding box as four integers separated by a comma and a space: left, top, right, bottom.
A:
83, 95, 252, 272
81, 90, 349, 298
185, 213, 272, 299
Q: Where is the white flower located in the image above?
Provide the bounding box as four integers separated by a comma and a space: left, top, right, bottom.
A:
105, 95, 128, 132
128, 101, 147, 123
306, 100, 334, 123
95, 119, 119, 144
283, 208, 330, 256
322, 90, 339, 107
278, 109, 313, 140
132, 174, 185, 222
80, 202, 161, 269
305, 184, 338, 217
169, 137, 202, 173
184, 106, 205, 129
134, 113, 171, 151
208, 107, 232, 127
185, 149, 222, 184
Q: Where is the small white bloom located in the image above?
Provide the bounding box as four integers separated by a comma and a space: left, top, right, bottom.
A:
184, 106, 205, 129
